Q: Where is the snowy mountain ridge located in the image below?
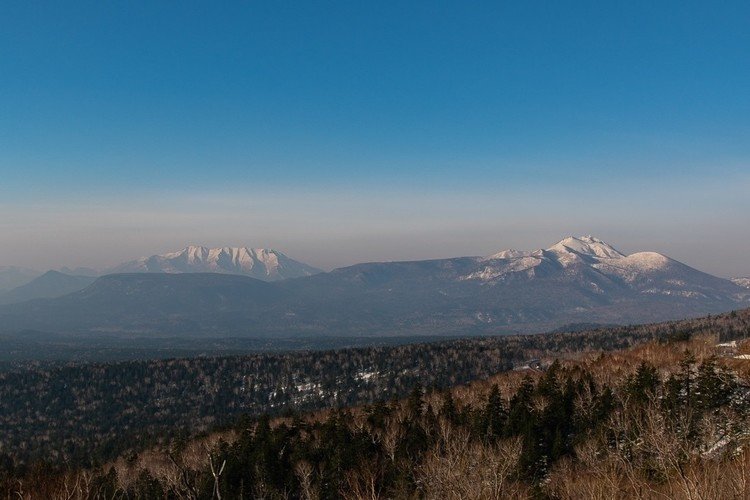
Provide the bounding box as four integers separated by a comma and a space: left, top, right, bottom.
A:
463, 235, 749, 303
477, 236, 674, 276
109, 246, 321, 281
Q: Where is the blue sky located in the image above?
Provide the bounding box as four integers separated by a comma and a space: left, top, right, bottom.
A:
1, 2, 749, 275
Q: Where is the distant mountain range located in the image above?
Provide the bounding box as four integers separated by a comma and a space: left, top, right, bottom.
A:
0, 267, 41, 292
0, 236, 747, 338
0, 271, 96, 305
107, 246, 322, 281
0, 247, 320, 304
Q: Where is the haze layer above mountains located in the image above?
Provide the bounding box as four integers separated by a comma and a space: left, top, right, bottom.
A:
0, 236, 747, 338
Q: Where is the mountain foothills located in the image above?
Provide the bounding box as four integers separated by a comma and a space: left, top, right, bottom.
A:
733, 277, 750, 289
0, 236, 747, 337
0, 271, 95, 305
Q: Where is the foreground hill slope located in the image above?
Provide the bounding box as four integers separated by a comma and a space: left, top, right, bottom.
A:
0, 236, 746, 336
3, 308, 750, 499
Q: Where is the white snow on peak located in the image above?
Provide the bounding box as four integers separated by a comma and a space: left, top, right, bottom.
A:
110, 246, 320, 281
732, 277, 750, 289
466, 235, 680, 283
483, 235, 623, 262
484, 249, 531, 260
546, 236, 625, 260
176, 246, 281, 274
591, 251, 674, 283
619, 252, 672, 270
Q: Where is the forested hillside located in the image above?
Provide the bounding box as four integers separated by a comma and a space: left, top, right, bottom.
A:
1, 309, 749, 498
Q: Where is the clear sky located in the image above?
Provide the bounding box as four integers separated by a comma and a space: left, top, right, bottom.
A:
1, 1, 749, 276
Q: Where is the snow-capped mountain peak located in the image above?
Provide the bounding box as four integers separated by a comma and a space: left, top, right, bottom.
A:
108, 246, 321, 281
547, 235, 625, 260
467, 235, 742, 299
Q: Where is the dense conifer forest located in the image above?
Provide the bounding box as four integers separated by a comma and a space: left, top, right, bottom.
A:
1, 308, 749, 498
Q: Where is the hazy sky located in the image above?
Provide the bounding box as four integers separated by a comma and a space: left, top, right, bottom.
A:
1, 2, 749, 276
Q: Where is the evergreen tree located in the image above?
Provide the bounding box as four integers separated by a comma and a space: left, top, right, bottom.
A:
483, 384, 507, 441
439, 390, 460, 425
406, 384, 424, 418
695, 357, 734, 410
626, 362, 659, 405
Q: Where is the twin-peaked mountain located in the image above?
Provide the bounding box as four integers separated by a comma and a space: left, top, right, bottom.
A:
465, 236, 739, 300
0, 237, 747, 337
